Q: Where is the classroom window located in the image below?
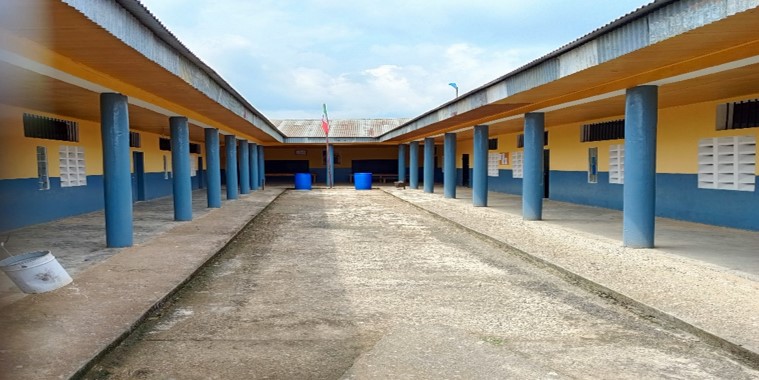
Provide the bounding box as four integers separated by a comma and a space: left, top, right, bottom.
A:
488, 138, 498, 150
581, 119, 624, 142
163, 155, 170, 179
189, 143, 201, 154
588, 147, 598, 184
36, 146, 50, 190
698, 136, 755, 192
716, 99, 759, 130
23, 113, 78, 142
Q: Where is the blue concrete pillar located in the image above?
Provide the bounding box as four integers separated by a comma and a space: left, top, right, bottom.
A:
523, 113, 544, 220
249, 142, 258, 191
204, 128, 222, 208
225, 135, 238, 200
623, 85, 658, 248
170, 117, 192, 221
258, 145, 266, 188
409, 141, 419, 189
327, 145, 335, 187
424, 138, 435, 193
238, 140, 250, 195
444, 133, 456, 199
473, 125, 489, 207
100, 93, 133, 247
398, 144, 407, 183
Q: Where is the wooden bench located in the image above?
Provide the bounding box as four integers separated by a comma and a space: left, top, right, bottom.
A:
393, 181, 406, 189
349, 173, 398, 183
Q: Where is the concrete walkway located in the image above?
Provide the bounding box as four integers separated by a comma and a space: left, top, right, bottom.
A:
386, 186, 759, 364
84, 189, 757, 379
434, 186, 759, 277
0, 184, 756, 379
0, 188, 285, 379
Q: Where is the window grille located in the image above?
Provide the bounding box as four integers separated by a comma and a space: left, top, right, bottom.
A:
129, 132, 141, 148
716, 99, 759, 130
23, 113, 78, 142
581, 119, 624, 142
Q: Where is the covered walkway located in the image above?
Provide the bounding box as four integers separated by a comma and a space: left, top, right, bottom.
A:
0, 185, 756, 378
425, 186, 759, 277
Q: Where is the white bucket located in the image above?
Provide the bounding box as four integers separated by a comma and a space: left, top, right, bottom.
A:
0, 250, 73, 294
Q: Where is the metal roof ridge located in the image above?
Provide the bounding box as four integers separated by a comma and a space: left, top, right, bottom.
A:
115, 0, 284, 139
383, 0, 672, 137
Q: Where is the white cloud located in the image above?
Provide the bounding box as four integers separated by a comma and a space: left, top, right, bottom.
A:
139, 0, 652, 119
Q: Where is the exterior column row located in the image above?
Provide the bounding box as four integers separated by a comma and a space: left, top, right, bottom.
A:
99, 92, 268, 248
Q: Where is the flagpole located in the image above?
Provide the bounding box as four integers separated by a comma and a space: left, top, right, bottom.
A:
323, 104, 332, 188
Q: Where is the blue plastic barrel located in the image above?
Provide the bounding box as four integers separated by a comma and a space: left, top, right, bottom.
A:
354, 172, 372, 190
294, 173, 312, 190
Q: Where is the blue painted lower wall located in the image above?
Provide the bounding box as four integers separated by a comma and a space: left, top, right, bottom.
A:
488, 169, 523, 195
0, 177, 105, 232
550, 171, 623, 210
4, 169, 755, 232
1, 172, 202, 232
549, 170, 758, 231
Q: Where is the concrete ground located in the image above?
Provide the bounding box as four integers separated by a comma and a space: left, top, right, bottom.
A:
0, 190, 216, 306
443, 186, 759, 277
83, 189, 757, 379
0, 184, 756, 379
0, 188, 285, 379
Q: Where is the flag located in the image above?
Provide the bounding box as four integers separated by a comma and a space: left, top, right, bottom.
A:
321, 103, 330, 135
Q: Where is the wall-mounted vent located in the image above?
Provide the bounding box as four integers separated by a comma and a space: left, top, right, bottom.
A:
23, 113, 78, 142
517, 131, 548, 148
717, 99, 759, 130
129, 132, 141, 148
581, 119, 624, 142
159, 137, 171, 151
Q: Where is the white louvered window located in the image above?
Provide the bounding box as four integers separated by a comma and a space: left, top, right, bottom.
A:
609, 144, 624, 184
59, 145, 86, 187
698, 136, 756, 191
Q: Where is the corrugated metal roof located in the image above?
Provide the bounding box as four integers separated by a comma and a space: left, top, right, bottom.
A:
273, 119, 409, 138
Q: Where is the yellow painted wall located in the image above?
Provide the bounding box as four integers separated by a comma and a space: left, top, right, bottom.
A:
549, 122, 623, 172
0, 103, 102, 179
0, 103, 204, 180
513, 92, 759, 175
658, 94, 759, 174
454, 132, 539, 170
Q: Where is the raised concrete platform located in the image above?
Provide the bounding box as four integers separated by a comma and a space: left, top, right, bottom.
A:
0, 188, 285, 379
385, 186, 759, 365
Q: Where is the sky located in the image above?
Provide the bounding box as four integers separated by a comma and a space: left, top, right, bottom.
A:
138, 0, 653, 120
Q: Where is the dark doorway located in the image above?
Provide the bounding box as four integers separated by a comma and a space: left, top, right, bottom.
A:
132, 151, 146, 202
543, 149, 550, 199
462, 154, 470, 187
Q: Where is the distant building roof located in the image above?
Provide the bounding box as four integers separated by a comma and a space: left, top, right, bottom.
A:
272, 119, 409, 138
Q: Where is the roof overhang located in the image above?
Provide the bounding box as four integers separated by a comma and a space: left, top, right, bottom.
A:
379, 0, 759, 142
0, 0, 284, 144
